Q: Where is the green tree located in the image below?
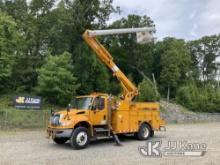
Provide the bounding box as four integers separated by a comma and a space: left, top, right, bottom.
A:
188, 34, 220, 82
1, 0, 54, 91
61, 0, 116, 95
72, 44, 111, 95
160, 50, 181, 101
0, 0, 116, 94
176, 82, 220, 112
43, 0, 73, 55
0, 13, 22, 92
36, 52, 78, 105
136, 79, 159, 102
157, 38, 192, 100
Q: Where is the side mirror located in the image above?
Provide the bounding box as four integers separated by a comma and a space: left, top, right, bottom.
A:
67, 104, 71, 112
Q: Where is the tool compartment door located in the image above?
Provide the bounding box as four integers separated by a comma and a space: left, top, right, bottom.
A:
111, 111, 130, 133
129, 110, 138, 132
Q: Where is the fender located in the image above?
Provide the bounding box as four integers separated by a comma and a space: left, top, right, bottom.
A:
73, 120, 93, 136
138, 121, 152, 130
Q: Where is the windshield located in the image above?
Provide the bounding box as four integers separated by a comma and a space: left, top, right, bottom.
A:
70, 97, 93, 110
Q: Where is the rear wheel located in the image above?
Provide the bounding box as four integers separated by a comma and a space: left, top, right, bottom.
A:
137, 123, 151, 140
70, 127, 89, 149
53, 138, 68, 144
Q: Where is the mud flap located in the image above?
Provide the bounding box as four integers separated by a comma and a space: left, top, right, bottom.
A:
112, 133, 122, 146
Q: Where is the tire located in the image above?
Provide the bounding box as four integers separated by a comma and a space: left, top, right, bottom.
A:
53, 138, 68, 144
70, 127, 89, 149
137, 123, 152, 140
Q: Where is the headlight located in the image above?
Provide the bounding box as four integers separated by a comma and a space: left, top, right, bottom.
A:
50, 114, 60, 126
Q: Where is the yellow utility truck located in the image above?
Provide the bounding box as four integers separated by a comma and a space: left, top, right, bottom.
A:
47, 27, 165, 149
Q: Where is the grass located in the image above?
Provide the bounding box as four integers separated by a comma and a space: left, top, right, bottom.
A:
0, 108, 50, 129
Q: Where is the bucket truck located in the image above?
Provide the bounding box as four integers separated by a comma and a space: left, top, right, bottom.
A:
47, 27, 165, 149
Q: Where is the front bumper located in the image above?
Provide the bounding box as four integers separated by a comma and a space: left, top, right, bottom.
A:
47, 127, 72, 138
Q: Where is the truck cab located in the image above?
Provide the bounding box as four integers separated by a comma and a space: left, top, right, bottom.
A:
47, 93, 113, 149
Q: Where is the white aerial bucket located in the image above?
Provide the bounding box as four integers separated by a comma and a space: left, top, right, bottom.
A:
136, 31, 153, 44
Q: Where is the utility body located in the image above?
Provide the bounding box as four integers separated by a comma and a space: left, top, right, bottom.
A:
47, 27, 165, 149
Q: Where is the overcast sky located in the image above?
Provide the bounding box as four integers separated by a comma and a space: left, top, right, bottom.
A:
109, 0, 220, 41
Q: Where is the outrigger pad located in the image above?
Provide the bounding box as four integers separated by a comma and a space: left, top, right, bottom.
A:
112, 134, 122, 146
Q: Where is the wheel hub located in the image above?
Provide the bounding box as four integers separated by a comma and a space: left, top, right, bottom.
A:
142, 127, 149, 138
76, 132, 88, 146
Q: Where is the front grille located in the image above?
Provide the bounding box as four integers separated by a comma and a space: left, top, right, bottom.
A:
50, 114, 60, 126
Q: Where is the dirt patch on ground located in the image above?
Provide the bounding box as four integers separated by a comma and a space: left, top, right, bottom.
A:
0, 122, 220, 165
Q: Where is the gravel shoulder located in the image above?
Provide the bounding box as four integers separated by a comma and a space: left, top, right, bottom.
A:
0, 122, 220, 165
160, 101, 220, 123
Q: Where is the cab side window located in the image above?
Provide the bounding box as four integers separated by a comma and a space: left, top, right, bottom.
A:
94, 97, 105, 110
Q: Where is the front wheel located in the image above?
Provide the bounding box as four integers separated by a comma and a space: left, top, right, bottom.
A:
136, 123, 152, 140
70, 127, 89, 149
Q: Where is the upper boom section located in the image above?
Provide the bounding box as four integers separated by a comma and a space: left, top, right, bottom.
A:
83, 27, 154, 101
87, 27, 155, 37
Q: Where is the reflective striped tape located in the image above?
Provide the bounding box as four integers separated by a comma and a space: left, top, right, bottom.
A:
119, 130, 137, 133
111, 65, 119, 72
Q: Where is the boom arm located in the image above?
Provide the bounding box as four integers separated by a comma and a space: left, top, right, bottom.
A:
83, 27, 154, 101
